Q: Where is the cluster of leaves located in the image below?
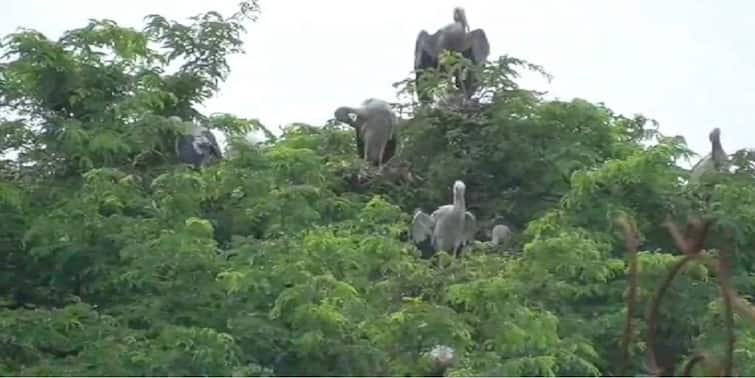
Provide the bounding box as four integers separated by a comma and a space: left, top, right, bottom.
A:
4, 2, 755, 376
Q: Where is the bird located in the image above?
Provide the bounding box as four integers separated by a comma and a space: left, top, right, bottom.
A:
334, 98, 398, 170
171, 116, 223, 169
490, 224, 512, 247
425, 345, 456, 376
411, 180, 477, 258
689, 127, 730, 183
468, 222, 513, 253
414, 7, 490, 103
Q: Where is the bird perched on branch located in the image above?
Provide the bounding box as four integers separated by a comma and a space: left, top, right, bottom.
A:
414, 7, 490, 103
411, 180, 477, 258
690, 127, 730, 183
425, 345, 456, 376
334, 98, 398, 171
468, 220, 514, 253
171, 116, 222, 169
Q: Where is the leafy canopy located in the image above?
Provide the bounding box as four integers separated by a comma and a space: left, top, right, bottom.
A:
3, 2, 755, 376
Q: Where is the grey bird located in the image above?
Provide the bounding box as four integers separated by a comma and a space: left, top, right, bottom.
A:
334, 98, 398, 170
490, 224, 512, 246
690, 127, 730, 183
171, 116, 223, 169
411, 180, 477, 258
414, 7, 490, 103
425, 345, 456, 376
469, 222, 513, 252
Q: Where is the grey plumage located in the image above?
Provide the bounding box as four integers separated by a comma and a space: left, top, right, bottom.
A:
172, 116, 222, 169
690, 127, 729, 183
425, 345, 456, 376
414, 7, 490, 103
490, 224, 512, 246
334, 98, 398, 168
411, 180, 477, 258
469, 222, 513, 252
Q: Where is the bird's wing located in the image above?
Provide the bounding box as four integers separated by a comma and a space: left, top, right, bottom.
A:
382, 134, 397, 164
464, 29, 490, 64
411, 210, 435, 244
354, 126, 365, 159
463, 211, 478, 243
201, 130, 223, 158
430, 205, 452, 221
415, 30, 437, 70
173, 119, 193, 156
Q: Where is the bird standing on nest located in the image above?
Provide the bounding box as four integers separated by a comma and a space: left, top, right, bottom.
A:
414, 7, 490, 103
411, 180, 477, 258
690, 127, 729, 183
334, 98, 399, 175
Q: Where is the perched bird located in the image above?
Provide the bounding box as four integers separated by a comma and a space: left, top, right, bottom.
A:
414, 7, 490, 103
171, 116, 223, 169
490, 224, 512, 247
411, 180, 477, 258
425, 345, 456, 376
334, 98, 398, 170
468, 222, 513, 252
690, 127, 730, 183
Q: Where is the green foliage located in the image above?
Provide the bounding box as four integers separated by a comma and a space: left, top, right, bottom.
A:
3, 3, 755, 377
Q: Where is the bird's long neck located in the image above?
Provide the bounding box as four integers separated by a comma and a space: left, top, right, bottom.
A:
711, 136, 728, 169
456, 13, 469, 32
453, 189, 465, 211
712, 138, 723, 154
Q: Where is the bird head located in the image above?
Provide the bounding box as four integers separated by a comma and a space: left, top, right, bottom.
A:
334, 107, 359, 127
709, 127, 721, 143
453, 180, 466, 194
453, 7, 469, 31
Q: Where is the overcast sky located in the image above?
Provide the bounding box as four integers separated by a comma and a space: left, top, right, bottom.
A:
4, 0, 754, 164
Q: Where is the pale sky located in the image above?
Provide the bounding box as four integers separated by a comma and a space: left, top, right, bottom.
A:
4, 0, 754, 164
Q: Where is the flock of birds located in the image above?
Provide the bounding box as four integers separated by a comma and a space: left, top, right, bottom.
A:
169, 7, 504, 259
168, 8, 734, 260
330, 8, 502, 259
332, 6, 489, 173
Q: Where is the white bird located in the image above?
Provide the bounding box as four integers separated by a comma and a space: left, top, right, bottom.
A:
171, 116, 222, 169
334, 98, 398, 171
414, 7, 490, 103
690, 127, 729, 183
411, 180, 477, 258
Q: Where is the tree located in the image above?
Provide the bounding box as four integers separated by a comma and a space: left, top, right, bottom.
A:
3, 2, 755, 376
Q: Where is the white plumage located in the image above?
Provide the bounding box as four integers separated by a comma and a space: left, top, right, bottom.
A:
411, 180, 477, 258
